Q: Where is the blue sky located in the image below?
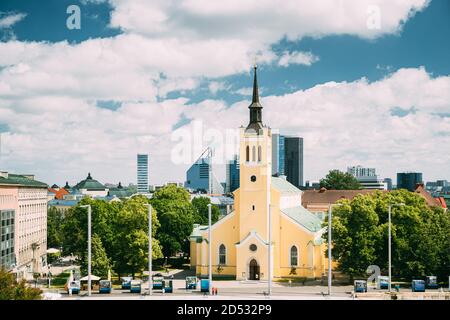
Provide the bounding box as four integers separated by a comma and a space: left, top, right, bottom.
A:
0, 0, 449, 186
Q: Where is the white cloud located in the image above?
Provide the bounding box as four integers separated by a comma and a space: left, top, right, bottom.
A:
0, 12, 27, 29
1, 0, 446, 186
278, 51, 319, 67
208, 81, 230, 95
107, 0, 429, 41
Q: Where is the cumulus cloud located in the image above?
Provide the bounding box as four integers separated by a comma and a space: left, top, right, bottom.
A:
1, 0, 445, 186
278, 51, 319, 67
0, 12, 27, 29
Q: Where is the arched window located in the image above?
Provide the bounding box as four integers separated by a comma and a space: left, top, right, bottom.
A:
290, 246, 298, 267
252, 146, 256, 162
246, 146, 250, 162
219, 244, 226, 265
258, 146, 262, 162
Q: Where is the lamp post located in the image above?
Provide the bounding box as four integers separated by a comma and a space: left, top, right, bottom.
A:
268, 205, 272, 296
144, 204, 153, 296
388, 203, 404, 292
208, 203, 212, 296
328, 203, 343, 296
80, 205, 92, 297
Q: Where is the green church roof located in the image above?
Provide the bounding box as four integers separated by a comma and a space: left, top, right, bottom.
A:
271, 176, 301, 193
74, 173, 106, 190
0, 174, 47, 188
281, 206, 323, 233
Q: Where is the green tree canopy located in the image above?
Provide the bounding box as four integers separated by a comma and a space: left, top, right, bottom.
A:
112, 196, 162, 277
191, 196, 220, 225
320, 169, 362, 190
326, 189, 450, 280
151, 185, 194, 257
0, 268, 42, 300
80, 234, 111, 278
47, 206, 64, 249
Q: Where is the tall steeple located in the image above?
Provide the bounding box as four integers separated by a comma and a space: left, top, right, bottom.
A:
246, 64, 263, 133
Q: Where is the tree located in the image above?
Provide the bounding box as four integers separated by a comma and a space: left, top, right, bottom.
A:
61, 198, 119, 266
151, 185, 195, 258
326, 190, 450, 280
47, 207, 64, 249
320, 170, 362, 190
80, 234, 111, 278
0, 268, 42, 300
192, 197, 220, 225
112, 196, 162, 277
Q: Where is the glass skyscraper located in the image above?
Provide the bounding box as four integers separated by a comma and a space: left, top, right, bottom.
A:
397, 172, 423, 192
137, 154, 149, 193
284, 136, 304, 188
226, 155, 240, 193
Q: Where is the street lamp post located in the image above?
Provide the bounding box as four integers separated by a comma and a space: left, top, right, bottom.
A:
388, 203, 404, 293
207, 203, 212, 296
80, 205, 92, 297
328, 203, 343, 296
268, 205, 272, 296
144, 204, 153, 296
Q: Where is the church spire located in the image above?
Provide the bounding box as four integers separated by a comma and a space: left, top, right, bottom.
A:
246, 64, 263, 133
252, 64, 259, 103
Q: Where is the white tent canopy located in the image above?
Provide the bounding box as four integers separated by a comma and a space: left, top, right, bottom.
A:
46, 248, 60, 254
80, 275, 101, 281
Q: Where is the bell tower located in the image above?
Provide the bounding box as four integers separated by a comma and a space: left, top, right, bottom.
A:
238, 65, 272, 240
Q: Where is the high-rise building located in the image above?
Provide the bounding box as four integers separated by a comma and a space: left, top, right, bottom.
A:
271, 133, 285, 176
383, 178, 393, 191
347, 165, 387, 190
0, 171, 47, 278
185, 157, 224, 194
226, 155, 240, 193
137, 154, 149, 194
397, 172, 423, 192
284, 136, 304, 188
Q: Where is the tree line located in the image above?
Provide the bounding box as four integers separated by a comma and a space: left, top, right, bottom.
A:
47, 185, 220, 278
325, 189, 450, 280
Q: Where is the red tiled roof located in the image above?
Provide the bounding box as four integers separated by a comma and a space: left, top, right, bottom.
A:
48, 187, 69, 200
414, 185, 446, 208
302, 189, 381, 206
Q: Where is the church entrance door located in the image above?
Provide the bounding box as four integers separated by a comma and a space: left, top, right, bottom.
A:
249, 259, 260, 280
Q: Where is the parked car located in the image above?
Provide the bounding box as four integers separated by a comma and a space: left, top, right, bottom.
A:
121, 277, 132, 290
153, 276, 164, 290
377, 276, 389, 290
185, 276, 198, 290
67, 281, 80, 294
425, 276, 439, 289
130, 280, 142, 293
412, 280, 426, 292
163, 280, 173, 293
200, 279, 210, 293
354, 280, 367, 293
99, 280, 112, 294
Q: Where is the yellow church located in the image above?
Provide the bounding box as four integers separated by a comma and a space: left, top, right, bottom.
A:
189, 66, 328, 280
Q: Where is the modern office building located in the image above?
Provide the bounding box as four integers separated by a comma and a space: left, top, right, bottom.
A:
347, 165, 387, 190
271, 133, 285, 176
0, 171, 48, 278
226, 155, 240, 194
284, 136, 304, 188
397, 172, 423, 192
185, 157, 224, 194
137, 154, 149, 194
383, 178, 393, 191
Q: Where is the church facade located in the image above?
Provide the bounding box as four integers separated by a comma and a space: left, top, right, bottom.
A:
189, 66, 328, 280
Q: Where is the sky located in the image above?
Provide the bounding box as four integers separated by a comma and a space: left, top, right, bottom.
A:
0, 0, 449, 186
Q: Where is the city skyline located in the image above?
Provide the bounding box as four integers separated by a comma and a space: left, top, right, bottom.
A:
0, 0, 449, 186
